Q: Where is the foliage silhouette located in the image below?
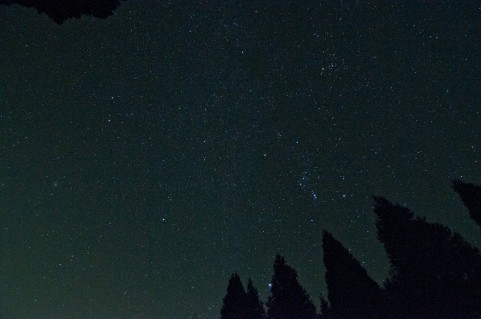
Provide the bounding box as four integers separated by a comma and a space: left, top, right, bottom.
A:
221, 273, 248, 319
321, 230, 385, 319
453, 179, 481, 230
246, 279, 267, 319
266, 254, 317, 319
373, 195, 481, 318
0, 0, 125, 24
219, 180, 481, 319
221, 273, 265, 319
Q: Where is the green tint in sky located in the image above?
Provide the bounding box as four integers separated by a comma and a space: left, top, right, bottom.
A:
1, 1, 481, 318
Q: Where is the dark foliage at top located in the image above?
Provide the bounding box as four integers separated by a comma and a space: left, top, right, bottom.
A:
322, 230, 385, 319
266, 254, 317, 319
0, 0, 125, 24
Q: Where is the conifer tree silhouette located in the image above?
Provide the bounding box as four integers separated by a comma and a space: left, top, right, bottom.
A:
221, 273, 265, 319
453, 179, 481, 229
322, 230, 385, 319
373, 196, 481, 318
246, 279, 267, 319
266, 254, 317, 319
221, 273, 247, 319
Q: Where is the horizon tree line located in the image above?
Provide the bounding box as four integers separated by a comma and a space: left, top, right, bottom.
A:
220, 179, 481, 319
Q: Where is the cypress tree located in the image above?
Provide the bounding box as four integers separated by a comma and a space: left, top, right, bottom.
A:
246, 279, 266, 319
266, 254, 317, 319
373, 196, 481, 318
221, 273, 247, 319
322, 230, 385, 319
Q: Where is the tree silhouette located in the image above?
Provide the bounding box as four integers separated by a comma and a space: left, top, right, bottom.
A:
453, 179, 481, 230
221, 273, 247, 319
218, 181, 481, 319
221, 273, 266, 319
246, 279, 267, 319
0, 0, 125, 24
266, 254, 317, 319
322, 230, 385, 319
373, 196, 481, 318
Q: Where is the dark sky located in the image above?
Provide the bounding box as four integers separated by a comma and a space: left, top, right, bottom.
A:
1, 1, 481, 318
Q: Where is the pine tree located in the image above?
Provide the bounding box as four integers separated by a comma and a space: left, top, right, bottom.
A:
221, 273, 247, 319
322, 230, 385, 319
373, 196, 481, 318
452, 179, 481, 229
266, 254, 317, 319
246, 279, 266, 319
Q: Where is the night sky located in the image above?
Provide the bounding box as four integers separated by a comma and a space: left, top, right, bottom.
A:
1, 1, 481, 318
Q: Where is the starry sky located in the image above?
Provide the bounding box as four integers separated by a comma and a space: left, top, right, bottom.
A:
1, 1, 481, 318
